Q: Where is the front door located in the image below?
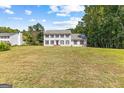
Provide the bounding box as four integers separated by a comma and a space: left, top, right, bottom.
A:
56, 40, 59, 45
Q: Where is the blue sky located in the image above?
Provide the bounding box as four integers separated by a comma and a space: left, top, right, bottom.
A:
0, 5, 85, 31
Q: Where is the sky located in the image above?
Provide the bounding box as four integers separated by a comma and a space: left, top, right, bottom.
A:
0, 5, 85, 31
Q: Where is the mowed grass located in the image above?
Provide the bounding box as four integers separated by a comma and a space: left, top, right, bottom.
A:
0, 46, 124, 88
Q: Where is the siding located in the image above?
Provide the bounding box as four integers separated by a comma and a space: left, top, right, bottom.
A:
44, 34, 71, 46
0, 33, 23, 45
44, 34, 87, 47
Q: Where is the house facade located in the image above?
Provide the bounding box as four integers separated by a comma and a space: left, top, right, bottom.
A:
44, 30, 87, 47
0, 32, 23, 45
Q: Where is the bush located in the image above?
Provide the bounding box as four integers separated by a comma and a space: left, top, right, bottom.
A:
0, 42, 10, 51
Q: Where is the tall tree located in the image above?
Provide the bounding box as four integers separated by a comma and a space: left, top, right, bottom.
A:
0, 27, 20, 33
74, 5, 124, 48
27, 23, 44, 45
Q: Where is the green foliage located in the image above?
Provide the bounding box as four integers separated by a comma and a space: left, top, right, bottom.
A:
75, 5, 124, 49
71, 21, 85, 34
23, 23, 44, 45
0, 42, 10, 51
0, 27, 20, 33
23, 31, 33, 45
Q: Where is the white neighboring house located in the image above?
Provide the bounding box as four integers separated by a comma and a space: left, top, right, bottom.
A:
44, 30, 87, 47
0, 32, 23, 45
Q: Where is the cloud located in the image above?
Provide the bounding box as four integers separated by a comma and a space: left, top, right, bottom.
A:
60, 5, 84, 13
25, 10, 32, 15
53, 17, 81, 28
48, 5, 59, 14
56, 13, 70, 17
0, 5, 11, 9
48, 5, 85, 17
9, 17, 23, 20
29, 19, 36, 22
42, 19, 46, 22
4, 9, 14, 14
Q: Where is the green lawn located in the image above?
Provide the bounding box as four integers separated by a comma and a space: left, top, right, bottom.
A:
0, 46, 124, 88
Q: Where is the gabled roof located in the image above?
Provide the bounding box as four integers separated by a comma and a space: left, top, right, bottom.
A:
44, 30, 71, 34
71, 34, 86, 40
0, 33, 17, 36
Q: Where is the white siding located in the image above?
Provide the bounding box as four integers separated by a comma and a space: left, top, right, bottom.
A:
44, 33, 87, 47
0, 37, 10, 42
0, 33, 23, 46
44, 34, 71, 46
71, 40, 82, 47
10, 33, 23, 45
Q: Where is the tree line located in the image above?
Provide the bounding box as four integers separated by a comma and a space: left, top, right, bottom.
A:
73, 5, 124, 49
0, 27, 20, 33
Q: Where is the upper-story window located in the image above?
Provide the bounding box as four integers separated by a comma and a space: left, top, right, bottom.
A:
45, 35, 49, 38
50, 35, 54, 38
0, 36, 9, 39
65, 34, 70, 38
55, 34, 59, 38
60, 34, 64, 38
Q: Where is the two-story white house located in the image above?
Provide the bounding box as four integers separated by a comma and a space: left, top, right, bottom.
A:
44, 30, 87, 47
0, 32, 23, 45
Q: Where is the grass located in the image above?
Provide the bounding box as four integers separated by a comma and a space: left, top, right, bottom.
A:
0, 46, 124, 88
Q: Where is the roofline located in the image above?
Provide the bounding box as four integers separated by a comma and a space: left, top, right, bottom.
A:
44, 30, 71, 34
45, 29, 69, 31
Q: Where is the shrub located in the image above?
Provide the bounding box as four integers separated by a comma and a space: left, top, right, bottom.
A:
0, 42, 10, 51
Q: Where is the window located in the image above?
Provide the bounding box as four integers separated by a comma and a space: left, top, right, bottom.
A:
65, 34, 70, 38
60, 34, 64, 38
50, 40, 54, 45
6, 36, 9, 39
66, 40, 69, 45
45, 35, 49, 38
55, 34, 59, 38
80, 40, 84, 45
74, 40, 77, 45
50, 35, 54, 38
60, 40, 64, 45
45, 40, 49, 44
0, 36, 9, 39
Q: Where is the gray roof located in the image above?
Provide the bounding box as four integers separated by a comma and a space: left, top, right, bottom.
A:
0, 33, 17, 36
71, 34, 86, 40
44, 30, 71, 34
